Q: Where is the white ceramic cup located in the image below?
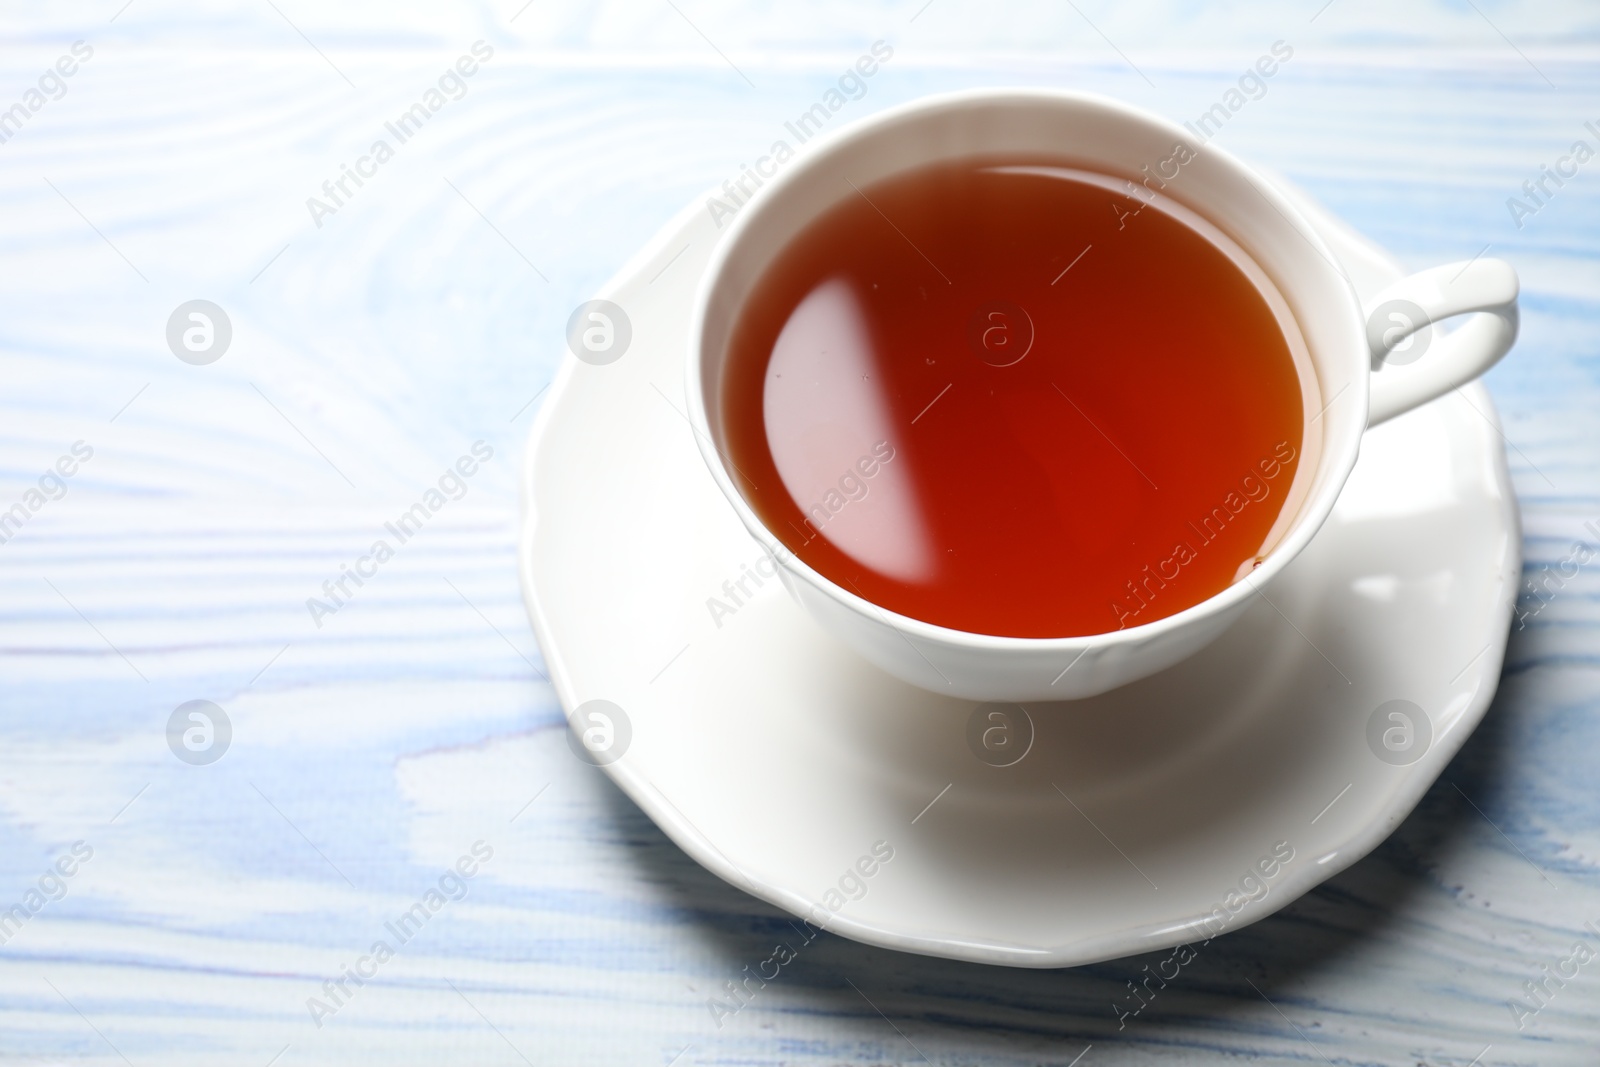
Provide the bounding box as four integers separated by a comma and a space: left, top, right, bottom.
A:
685, 88, 1518, 702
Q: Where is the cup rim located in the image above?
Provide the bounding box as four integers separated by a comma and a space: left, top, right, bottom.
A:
685, 86, 1368, 652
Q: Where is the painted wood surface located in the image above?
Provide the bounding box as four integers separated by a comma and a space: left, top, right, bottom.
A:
1, 3, 1597, 1064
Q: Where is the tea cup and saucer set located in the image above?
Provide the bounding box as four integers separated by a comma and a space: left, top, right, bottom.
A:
519, 90, 1521, 967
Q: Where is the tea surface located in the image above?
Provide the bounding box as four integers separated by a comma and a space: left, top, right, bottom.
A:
721, 160, 1306, 637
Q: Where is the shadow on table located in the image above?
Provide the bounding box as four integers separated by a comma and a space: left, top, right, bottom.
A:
600, 665, 1528, 1061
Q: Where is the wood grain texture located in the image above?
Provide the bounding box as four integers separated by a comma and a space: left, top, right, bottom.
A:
0, 2, 1597, 1064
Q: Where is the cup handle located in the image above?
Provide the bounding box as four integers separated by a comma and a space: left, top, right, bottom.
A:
1363, 258, 1520, 427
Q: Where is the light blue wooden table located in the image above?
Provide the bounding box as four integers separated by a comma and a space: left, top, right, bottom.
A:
2, 2, 1597, 1063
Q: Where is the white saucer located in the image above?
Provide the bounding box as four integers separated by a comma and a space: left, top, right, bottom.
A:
519, 178, 1519, 968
